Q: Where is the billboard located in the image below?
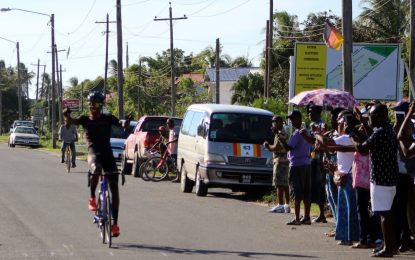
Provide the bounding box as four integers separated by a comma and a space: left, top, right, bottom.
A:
63, 99, 80, 112
294, 43, 402, 101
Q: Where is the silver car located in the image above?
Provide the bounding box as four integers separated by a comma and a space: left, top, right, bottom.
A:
9, 126, 40, 148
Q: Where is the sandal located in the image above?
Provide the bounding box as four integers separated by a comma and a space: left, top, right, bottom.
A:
371, 250, 394, 258
351, 243, 368, 249
286, 219, 301, 225
337, 241, 353, 246
300, 217, 311, 225
312, 216, 327, 223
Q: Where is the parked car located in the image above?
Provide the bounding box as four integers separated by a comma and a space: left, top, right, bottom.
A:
8, 126, 40, 148
121, 116, 182, 177
9, 120, 35, 133
110, 120, 137, 163
177, 104, 274, 196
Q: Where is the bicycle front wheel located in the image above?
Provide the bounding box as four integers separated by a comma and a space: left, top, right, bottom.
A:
96, 194, 106, 244
66, 147, 71, 173
143, 157, 169, 182
105, 191, 112, 248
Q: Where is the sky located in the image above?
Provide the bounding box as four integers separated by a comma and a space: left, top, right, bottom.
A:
0, 0, 362, 97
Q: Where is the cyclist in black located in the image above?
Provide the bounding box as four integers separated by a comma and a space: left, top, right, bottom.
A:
63, 91, 132, 238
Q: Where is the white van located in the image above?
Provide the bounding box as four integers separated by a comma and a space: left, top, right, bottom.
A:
178, 104, 274, 196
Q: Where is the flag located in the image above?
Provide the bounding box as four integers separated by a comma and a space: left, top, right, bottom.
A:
323, 20, 344, 50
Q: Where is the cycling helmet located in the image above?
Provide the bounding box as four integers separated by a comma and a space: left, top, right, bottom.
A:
88, 91, 105, 103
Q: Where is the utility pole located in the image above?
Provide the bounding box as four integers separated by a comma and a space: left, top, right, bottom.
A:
116, 0, 124, 119
16, 41, 22, 120
59, 64, 64, 118
267, 0, 273, 99
342, 0, 353, 94
215, 38, 220, 104
138, 58, 142, 116
49, 45, 65, 125
81, 82, 84, 113
264, 20, 269, 98
126, 42, 129, 68
51, 13, 57, 149
33, 59, 40, 101
40, 64, 46, 99
96, 13, 115, 95
410, 0, 415, 101
154, 2, 187, 116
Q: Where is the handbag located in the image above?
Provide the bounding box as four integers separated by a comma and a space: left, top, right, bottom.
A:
333, 166, 352, 187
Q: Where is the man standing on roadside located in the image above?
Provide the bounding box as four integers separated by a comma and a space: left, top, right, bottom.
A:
264, 115, 290, 214
351, 104, 399, 257
279, 110, 312, 225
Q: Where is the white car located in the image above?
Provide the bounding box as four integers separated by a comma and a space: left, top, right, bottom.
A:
9, 126, 40, 148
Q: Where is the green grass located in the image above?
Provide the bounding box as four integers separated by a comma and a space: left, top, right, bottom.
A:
0, 133, 88, 160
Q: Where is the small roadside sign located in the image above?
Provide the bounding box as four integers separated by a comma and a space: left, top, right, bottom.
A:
63, 99, 80, 112
32, 107, 45, 121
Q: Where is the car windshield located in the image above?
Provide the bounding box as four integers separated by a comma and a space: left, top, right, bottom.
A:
15, 121, 34, 128
111, 121, 137, 139
14, 127, 36, 134
209, 113, 273, 144
142, 118, 182, 132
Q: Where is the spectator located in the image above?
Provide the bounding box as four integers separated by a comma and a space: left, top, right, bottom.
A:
394, 101, 415, 252
264, 115, 290, 214
316, 111, 359, 246
351, 104, 399, 257
305, 104, 327, 223
279, 110, 312, 225
166, 118, 180, 182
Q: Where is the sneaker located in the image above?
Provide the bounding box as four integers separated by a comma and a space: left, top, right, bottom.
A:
284, 204, 291, 213
88, 197, 97, 211
268, 204, 284, 213
71, 163, 76, 168
300, 217, 311, 225
111, 224, 120, 237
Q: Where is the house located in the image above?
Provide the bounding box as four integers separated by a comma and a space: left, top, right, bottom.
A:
205, 67, 260, 104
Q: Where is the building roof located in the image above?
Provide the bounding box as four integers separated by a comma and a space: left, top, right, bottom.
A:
205, 67, 260, 82
175, 73, 204, 84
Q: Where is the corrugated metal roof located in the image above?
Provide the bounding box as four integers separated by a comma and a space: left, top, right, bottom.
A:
205, 67, 260, 82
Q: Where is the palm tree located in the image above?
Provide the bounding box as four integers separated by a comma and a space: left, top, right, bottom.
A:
231, 56, 253, 67
231, 73, 264, 105
356, 0, 409, 43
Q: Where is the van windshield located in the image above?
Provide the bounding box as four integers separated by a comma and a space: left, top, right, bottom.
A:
209, 113, 273, 144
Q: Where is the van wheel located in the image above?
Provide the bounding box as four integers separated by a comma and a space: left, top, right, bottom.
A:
121, 152, 132, 175
195, 169, 207, 197
132, 151, 140, 177
180, 162, 193, 193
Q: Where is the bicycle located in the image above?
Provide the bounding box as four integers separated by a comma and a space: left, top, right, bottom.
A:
89, 170, 125, 248
142, 146, 178, 182
138, 141, 163, 181
64, 143, 72, 173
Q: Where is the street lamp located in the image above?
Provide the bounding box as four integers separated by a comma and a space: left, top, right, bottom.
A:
0, 35, 22, 120
1, 7, 57, 148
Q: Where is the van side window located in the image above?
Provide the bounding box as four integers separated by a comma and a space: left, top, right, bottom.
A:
188, 112, 204, 137
181, 111, 195, 135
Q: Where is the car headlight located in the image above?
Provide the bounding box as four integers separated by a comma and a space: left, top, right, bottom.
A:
204, 152, 226, 163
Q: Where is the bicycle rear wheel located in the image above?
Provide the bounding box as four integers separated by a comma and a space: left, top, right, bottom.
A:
105, 191, 112, 248
66, 147, 71, 173
143, 157, 169, 182
139, 161, 151, 181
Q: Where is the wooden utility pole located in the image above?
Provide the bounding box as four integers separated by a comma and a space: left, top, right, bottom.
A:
96, 13, 116, 95
215, 38, 220, 104
267, 0, 273, 99
154, 2, 187, 116
35, 59, 40, 101
126, 42, 129, 68
16, 42, 22, 120
342, 0, 353, 94
116, 0, 124, 119
265, 20, 269, 98
138, 58, 142, 116
40, 64, 46, 99
410, 0, 415, 101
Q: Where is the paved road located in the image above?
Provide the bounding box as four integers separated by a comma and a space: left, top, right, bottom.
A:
0, 143, 413, 259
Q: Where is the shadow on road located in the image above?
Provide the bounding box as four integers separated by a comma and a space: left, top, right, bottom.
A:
114, 243, 316, 258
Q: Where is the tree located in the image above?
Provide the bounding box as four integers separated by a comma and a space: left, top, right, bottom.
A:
231, 73, 264, 105
231, 56, 253, 67
192, 46, 231, 71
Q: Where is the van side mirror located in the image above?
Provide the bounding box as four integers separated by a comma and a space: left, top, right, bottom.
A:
197, 124, 205, 137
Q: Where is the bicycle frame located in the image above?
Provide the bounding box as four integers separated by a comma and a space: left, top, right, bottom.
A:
63, 142, 72, 173
92, 173, 113, 247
